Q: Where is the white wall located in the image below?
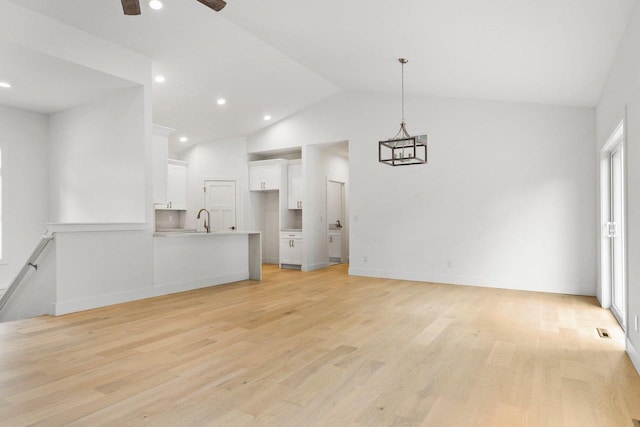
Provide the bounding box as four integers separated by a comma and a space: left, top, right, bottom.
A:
0, 105, 49, 288
0, 0, 153, 227
0, 1, 155, 319
596, 1, 640, 371
179, 137, 251, 231
49, 87, 147, 223
260, 192, 280, 264
54, 231, 153, 315
249, 91, 597, 295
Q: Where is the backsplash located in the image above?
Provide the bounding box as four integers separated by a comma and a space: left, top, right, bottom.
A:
292, 210, 302, 229
155, 210, 187, 231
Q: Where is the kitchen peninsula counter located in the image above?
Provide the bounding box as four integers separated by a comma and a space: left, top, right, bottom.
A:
154, 231, 261, 288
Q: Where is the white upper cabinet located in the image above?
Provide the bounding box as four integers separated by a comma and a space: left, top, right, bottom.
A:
249, 160, 283, 191
152, 125, 174, 205
287, 161, 302, 209
162, 160, 188, 210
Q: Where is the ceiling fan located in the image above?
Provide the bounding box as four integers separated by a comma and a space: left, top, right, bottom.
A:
121, 0, 226, 15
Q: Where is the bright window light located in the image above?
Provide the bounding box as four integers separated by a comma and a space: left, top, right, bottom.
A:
0, 148, 3, 260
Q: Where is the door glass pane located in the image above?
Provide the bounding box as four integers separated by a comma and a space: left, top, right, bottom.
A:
611, 146, 624, 320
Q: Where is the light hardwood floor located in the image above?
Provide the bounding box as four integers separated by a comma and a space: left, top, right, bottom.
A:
1, 264, 639, 426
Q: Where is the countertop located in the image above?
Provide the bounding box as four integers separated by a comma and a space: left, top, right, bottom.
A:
154, 230, 260, 237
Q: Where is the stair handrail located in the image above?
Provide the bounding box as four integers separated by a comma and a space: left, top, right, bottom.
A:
0, 231, 54, 313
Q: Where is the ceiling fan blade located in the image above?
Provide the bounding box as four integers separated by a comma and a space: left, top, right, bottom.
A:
121, 0, 141, 15
196, 0, 227, 12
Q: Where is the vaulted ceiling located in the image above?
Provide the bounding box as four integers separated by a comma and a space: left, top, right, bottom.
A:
3, 0, 637, 151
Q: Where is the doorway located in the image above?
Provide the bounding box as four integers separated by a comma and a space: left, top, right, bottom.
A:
203, 179, 237, 232
327, 180, 345, 264
609, 142, 625, 328
600, 121, 626, 330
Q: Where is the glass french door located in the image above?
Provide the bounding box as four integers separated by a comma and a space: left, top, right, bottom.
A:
609, 143, 625, 329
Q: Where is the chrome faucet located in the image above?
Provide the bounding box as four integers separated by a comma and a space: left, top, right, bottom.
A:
197, 208, 210, 233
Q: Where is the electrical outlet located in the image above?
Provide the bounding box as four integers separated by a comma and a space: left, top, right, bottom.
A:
447, 260, 453, 268
635, 315, 638, 333
363, 255, 368, 263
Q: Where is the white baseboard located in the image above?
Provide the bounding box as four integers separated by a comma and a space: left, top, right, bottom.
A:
303, 262, 329, 272
53, 272, 249, 315
627, 337, 640, 376
347, 267, 595, 296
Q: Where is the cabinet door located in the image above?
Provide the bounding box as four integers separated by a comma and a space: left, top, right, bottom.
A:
152, 130, 169, 205
280, 238, 292, 264
249, 164, 281, 191
262, 165, 281, 190
288, 163, 302, 209
290, 238, 303, 264
280, 238, 302, 265
328, 235, 341, 258
167, 163, 187, 209
249, 166, 265, 191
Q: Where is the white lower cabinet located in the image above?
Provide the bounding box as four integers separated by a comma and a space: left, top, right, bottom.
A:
328, 232, 341, 259
280, 231, 302, 266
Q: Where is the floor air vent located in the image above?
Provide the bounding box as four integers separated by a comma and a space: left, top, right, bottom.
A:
596, 328, 611, 339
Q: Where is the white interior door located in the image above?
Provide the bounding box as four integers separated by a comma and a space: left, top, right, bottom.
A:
204, 180, 236, 232
327, 180, 345, 263
610, 144, 625, 329
327, 181, 343, 227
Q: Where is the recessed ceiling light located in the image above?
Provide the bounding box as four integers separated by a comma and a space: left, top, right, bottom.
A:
0, 82, 11, 89
154, 75, 166, 83
264, 115, 272, 121
217, 98, 226, 105
149, 0, 163, 10
179, 137, 188, 143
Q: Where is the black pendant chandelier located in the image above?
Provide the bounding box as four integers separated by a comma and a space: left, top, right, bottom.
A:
378, 58, 428, 166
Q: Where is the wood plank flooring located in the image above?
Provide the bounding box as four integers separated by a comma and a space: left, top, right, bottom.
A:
0, 264, 639, 426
